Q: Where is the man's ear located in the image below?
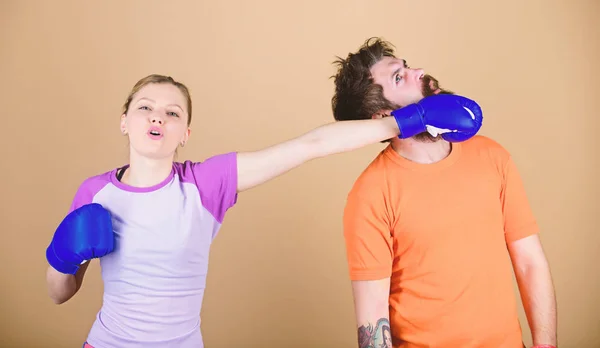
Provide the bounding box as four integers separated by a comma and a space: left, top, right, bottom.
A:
371, 109, 394, 120
120, 114, 127, 135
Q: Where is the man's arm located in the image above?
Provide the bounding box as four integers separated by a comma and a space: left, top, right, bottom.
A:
500, 152, 557, 347
235, 117, 399, 192
507, 235, 557, 347
352, 279, 393, 348
342, 168, 394, 347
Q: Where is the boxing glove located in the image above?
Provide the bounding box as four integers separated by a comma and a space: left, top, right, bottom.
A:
46, 203, 115, 275
391, 94, 483, 142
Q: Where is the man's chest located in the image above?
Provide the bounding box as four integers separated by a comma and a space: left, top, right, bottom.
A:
389, 168, 506, 250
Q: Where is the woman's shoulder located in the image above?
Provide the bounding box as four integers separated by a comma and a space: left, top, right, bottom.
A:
68, 167, 122, 209
173, 152, 238, 182
174, 152, 238, 169
76, 168, 117, 190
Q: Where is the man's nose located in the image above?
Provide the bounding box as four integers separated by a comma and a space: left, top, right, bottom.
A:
412, 68, 425, 79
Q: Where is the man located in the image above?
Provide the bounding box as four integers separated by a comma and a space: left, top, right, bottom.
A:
331, 37, 557, 348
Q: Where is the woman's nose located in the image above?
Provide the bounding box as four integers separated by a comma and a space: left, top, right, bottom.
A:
150, 114, 164, 125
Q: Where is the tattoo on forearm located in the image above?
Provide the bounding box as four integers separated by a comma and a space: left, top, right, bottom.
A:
357, 318, 393, 348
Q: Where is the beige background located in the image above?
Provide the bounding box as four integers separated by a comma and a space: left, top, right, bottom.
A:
1, 0, 598, 347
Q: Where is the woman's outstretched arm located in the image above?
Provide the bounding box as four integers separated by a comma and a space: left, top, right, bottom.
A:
236, 117, 399, 192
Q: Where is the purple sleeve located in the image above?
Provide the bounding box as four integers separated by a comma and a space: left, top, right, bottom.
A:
67, 173, 112, 213
178, 152, 238, 223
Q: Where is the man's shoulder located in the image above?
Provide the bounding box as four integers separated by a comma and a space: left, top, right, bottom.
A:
347, 148, 393, 198
462, 135, 512, 160
464, 134, 507, 150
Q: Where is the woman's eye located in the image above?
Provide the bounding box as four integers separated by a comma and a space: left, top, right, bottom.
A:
395, 74, 403, 83
139, 106, 150, 110
167, 112, 179, 117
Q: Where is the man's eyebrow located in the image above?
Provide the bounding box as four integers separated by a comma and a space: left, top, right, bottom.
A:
388, 58, 406, 67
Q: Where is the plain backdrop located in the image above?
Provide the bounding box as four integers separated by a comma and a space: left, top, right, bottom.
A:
1, 0, 598, 347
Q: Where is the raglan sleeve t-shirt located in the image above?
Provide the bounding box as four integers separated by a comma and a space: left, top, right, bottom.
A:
175, 152, 239, 226
67, 152, 238, 225
73, 152, 239, 348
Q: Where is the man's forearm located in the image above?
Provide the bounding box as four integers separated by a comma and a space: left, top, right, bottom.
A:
352, 279, 394, 348
357, 317, 393, 348
516, 264, 557, 346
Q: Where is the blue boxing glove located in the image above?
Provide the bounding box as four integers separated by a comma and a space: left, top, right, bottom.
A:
391, 94, 483, 142
46, 203, 115, 275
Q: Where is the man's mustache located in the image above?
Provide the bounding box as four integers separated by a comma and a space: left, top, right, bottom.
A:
422, 74, 453, 96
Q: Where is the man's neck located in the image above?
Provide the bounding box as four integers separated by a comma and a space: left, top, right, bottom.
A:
122, 151, 174, 188
391, 137, 452, 164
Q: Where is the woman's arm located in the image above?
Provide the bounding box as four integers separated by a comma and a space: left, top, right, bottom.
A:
46, 260, 90, 304
236, 117, 399, 192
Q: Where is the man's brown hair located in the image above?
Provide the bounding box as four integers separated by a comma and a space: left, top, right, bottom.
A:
330, 37, 452, 142
330, 37, 399, 122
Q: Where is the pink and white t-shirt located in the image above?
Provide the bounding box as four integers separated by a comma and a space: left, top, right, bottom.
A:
68, 152, 238, 348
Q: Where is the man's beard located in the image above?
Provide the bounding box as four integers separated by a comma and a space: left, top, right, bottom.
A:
412, 74, 453, 142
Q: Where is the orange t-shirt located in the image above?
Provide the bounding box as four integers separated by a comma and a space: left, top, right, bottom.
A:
343, 135, 539, 347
